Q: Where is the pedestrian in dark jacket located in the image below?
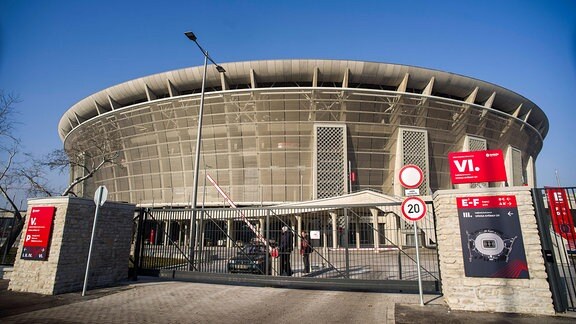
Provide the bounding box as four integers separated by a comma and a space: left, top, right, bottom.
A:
279, 226, 293, 276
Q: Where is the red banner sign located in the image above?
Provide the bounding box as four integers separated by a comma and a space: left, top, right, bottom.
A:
21, 206, 56, 260
545, 188, 576, 251
448, 149, 507, 184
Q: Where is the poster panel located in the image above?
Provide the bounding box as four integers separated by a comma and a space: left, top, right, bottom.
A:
545, 188, 576, 251
21, 206, 56, 261
448, 150, 506, 184
457, 195, 529, 279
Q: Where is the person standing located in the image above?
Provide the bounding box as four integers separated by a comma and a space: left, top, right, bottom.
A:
300, 231, 312, 273
279, 226, 293, 276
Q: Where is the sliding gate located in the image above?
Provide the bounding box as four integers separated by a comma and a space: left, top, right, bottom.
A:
132, 202, 440, 293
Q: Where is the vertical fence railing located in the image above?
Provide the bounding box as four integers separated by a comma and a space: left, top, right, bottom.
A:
133, 203, 440, 287
0, 217, 16, 265
532, 187, 576, 312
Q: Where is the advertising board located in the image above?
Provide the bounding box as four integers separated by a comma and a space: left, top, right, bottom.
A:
448, 150, 506, 184
457, 195, 529, 279
21, 206, 56, 261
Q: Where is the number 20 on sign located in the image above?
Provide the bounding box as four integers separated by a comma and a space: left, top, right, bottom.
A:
401, 196, 427, 221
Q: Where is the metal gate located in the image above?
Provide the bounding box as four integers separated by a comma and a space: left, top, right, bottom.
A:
532, 187, 576, 312
131, 202, 441, 293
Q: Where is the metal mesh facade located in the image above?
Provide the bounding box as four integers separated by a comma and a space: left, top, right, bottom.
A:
510, 147, 525, 186
314, 125, 347, 199
466, 136, 488, 188
59, 60, 548, 207
399, 129, 429, 195
467, 136, 487, 152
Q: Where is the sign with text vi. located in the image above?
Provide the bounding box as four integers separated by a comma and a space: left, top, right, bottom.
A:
448, 149, 506, 184
21, 206, 56, 261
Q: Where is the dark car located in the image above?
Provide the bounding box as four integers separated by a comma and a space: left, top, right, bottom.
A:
227, 243, 272, 275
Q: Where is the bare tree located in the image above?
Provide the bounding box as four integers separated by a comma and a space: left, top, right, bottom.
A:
0, 91, 25, 258
44, 122, 123, 197
0, 90, 123, 258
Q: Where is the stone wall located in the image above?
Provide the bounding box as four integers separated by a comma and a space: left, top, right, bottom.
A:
433, 187, 555, 315
8, 197, 135, 295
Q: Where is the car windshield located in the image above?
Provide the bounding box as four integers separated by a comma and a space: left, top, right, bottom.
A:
242, 244, 265, 254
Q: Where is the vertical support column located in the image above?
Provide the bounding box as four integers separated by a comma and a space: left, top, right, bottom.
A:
199, 215, 205, 250
371, 208, 380, 250
163, 221, 169, 245
259, 218, 265, 240
330, 212, 338, 248
387, 213, 399, 246
296, 215, 302, 250
227, 219, 233, 248
291, 215, 297, 250
355, 216, 361, 249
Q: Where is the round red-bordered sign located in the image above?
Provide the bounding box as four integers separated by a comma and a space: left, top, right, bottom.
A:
401, 196, 427, 221
399, 164, 424, 189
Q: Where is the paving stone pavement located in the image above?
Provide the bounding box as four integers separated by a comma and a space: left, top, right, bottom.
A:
1, 278, 575, 323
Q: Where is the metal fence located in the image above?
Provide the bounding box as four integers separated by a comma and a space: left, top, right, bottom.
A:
532, 187, 576, 312
0, 217, 16, 265
132, 202, 440, 293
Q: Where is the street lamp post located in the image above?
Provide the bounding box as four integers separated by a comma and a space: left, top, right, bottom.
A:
184, 31, 225, 270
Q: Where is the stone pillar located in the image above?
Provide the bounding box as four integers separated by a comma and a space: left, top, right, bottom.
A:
9, 197, 135, 295
433, 187, 554, 315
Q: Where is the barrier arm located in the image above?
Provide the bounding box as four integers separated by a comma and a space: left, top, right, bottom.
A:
206, 174, 277, 255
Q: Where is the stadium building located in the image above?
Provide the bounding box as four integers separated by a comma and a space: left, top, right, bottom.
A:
58, 59, 548, 207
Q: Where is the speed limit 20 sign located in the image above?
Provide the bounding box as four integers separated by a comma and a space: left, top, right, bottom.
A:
401, 196, 427, 221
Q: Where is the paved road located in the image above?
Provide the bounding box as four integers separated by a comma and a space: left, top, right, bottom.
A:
1, 278, 575, 323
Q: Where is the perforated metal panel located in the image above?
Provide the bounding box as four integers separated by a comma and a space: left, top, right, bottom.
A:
467, 136, 487, 152
465, 136, 488, 188
399, 129, 429, 195
511, 147, 524, 186
314, 125, 347, 199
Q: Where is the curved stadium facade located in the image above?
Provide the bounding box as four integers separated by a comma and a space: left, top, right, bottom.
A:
58, 59, 548, 207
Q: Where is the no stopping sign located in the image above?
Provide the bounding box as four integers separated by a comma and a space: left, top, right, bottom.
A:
401, 196, 427, 221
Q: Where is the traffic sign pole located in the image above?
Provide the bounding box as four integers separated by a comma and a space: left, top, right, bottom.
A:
398, 165, 425, 305
401, 196, 426, 306
83, 186, 108, 296
414, 220, 424, 306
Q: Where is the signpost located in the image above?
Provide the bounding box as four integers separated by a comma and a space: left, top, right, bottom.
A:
401, 196, 427, 221
83, 185, 108, 296
399, 165, 426, 306
399, 164, 424, 189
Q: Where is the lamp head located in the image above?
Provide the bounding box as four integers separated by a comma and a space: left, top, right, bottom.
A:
184, 31, 197, 41
216, 65, 226, 73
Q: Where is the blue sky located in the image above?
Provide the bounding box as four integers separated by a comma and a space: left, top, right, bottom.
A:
0, 0, 575, 190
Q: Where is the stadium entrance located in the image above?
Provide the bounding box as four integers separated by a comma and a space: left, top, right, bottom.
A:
131, 192, 440, 293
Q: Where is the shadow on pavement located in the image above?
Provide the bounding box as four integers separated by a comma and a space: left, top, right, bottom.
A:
0, 279, 132, 318
395, 304, 576, 324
